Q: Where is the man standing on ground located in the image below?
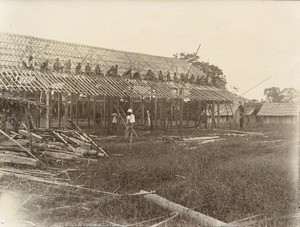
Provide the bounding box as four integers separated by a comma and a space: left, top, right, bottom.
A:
125, 109, 135, 140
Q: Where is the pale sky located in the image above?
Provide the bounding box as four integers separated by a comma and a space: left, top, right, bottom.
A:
0, 0, 299, 100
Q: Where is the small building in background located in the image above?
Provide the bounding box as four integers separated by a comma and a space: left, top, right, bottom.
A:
257, 102, 299, 124
207, 103, 256, 125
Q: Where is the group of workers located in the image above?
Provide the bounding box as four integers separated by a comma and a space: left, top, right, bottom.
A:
21, 55, 223, 86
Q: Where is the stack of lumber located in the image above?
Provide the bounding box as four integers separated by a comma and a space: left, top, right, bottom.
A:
0, 121, 108, 166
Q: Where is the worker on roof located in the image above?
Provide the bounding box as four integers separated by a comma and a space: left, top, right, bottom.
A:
64, 60, 71, 74
95, 64, 103, 76
196, 75, 201, 85
40, 59, 50, 72
189, 74, 195, 83
180, 73, 185, 82
75, 62, 82, 75
123, 66, 133, 78
114, 64, 119, 76
85, 63, 92, 76
133, 71, 141, 80
53, 58, 62, 73
106, 66, 114, 77
173, 72, 178, 82
166, 71, 171, 81
125, 108, 135, 141
158, 70, 164, 82
22, 55, 35, 70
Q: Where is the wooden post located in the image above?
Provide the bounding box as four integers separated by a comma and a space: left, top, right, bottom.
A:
117, 98, 120, 131
211, 101, 215, 129
180, 99, 183, 128
141, 98, 144, 125
204, 101, 207, 128
194, 100, 197, 129
57, 93, 61, 128
75, 94, 79, 126
64, 93, 69, 126
103, 96, 106, 127
45, 91, 51, 129
129, 97, 133, 109
217, 101, 220, 128
155, 98, 158, 128
81, 96, 85, 119
187, 101, 189, 127
170, 98, 173, 132
70, 93, 74, 122
163, 98, 166, 130
87, 95, 90, 127
93, 96, 96, 130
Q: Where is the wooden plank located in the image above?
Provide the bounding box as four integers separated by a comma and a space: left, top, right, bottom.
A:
0, 153, 38, 166
43, 151, 79, 160
18, 130, 43, 140
141, 190, 226, 226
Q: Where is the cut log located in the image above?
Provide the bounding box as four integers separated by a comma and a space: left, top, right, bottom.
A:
0, 150, 28, 157
43, 151, 80, 160
0, 129, 38, 160
0, 153, 38, 166
140, 190, 226, 226
52, 131, 76, 152
0, 146, 28, 153
19, 130, 43, 141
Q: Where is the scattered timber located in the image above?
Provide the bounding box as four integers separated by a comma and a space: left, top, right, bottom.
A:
140, 190, 226, 226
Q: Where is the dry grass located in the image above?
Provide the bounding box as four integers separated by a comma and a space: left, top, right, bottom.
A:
0, 124, 298, 226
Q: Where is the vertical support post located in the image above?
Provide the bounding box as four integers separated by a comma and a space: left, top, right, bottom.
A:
217, 101, 220, 128
170, 98, 173, 132
204, 101, 207, 128
46, 91, 51, 129
155, 98, 158, 128
117, 98, 120, 131
93, 96, 96, 130
211, 101, 215, 129
75, 93, 79, 125
163, 98, 166, 130
180, 99, 183, 128
70, 93, 74, 122
57, 93, 61, 128
87, 95, 91, 127
64, 93, 69, 126
187, 101, 189, 127
35, 91, 40, 128
141, 98, 144, 125
103, 96, 106, 127
194, 100, 198, 128
129, 97, 133, 109
81, 96, 85, 119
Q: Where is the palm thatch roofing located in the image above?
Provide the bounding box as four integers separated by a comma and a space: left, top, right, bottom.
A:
0, 32, 234, 101
257, 103, 299, 116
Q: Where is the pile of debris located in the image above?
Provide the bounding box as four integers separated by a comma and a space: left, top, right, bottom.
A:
0, 120, 108, 166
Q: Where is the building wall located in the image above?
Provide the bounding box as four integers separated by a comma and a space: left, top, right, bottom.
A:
261, 116, 298, 124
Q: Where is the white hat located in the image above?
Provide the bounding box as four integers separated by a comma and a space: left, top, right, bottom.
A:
127, 109, 133, 113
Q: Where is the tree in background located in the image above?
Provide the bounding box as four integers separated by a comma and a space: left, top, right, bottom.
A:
173, 52, 226, 88
264, 87, 297, 102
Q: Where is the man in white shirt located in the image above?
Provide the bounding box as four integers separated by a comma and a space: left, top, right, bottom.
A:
125, 109, 135, 140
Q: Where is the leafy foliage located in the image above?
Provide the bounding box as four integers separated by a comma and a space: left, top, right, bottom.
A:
174, 52, 226, 88
264, 87, 297, 102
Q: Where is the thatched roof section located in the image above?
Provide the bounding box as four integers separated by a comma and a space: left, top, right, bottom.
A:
257, 103, 299, 116
0, 32, 234, 102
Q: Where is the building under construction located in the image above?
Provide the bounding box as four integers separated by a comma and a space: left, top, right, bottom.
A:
0, 32, 236, 131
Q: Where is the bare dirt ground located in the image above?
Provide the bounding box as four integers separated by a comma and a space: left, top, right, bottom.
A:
0, 124, 299, 226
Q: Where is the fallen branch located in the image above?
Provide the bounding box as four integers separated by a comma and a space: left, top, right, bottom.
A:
150, 212, 179, 227
140, 190, 226, 226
